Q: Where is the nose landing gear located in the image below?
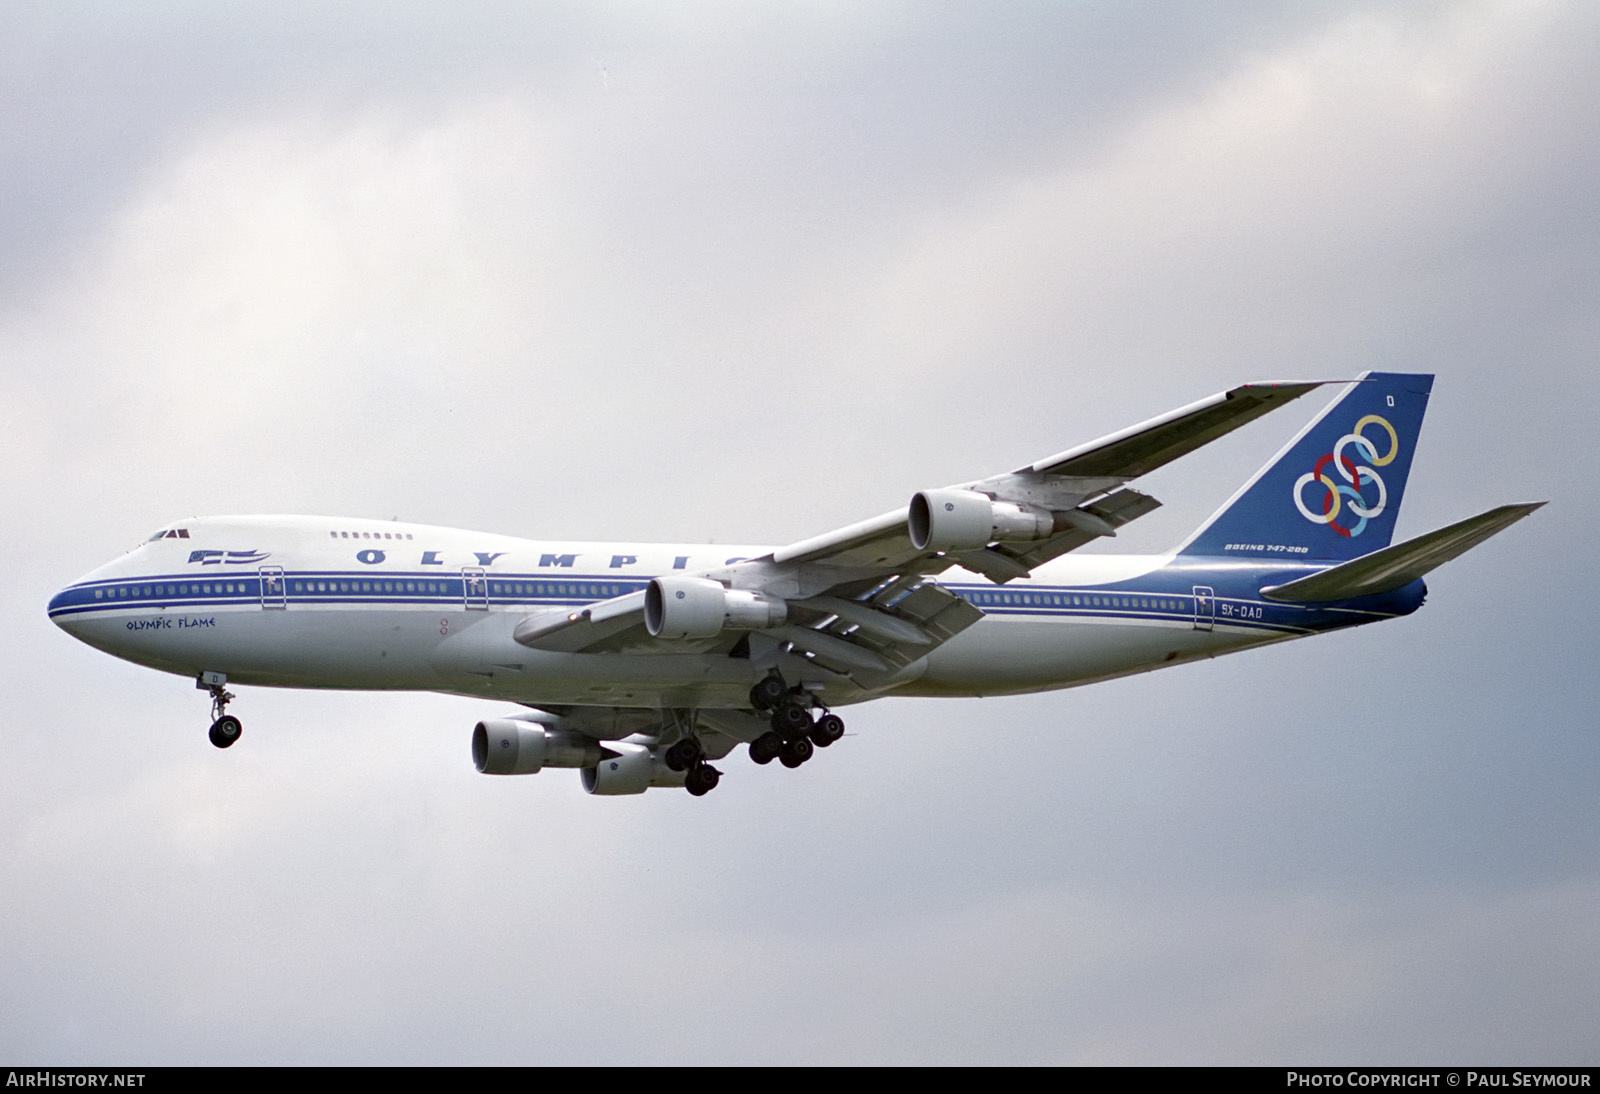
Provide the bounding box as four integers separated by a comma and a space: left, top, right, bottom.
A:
209, 714, 242, 749
198, 671, 242, 749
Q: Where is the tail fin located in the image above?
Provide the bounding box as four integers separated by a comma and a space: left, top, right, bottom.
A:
1177, 371, 1434, 562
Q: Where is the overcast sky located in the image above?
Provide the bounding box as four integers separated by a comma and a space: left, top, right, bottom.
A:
3, 0, 1597, 1065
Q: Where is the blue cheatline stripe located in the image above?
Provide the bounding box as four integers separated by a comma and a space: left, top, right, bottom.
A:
946, 585, 1316, 636
50, 570, 1376, 636
47, 570, 655, 618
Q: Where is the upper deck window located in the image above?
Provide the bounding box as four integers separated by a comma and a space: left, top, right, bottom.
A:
331, 528, 414, 540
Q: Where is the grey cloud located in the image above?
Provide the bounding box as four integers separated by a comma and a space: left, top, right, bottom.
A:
3, 0, 1597, 1064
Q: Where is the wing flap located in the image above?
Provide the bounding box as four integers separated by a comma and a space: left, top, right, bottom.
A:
874, 582, 985, 671
981, 487, 1163, 578
790, 580, 984, 678
1260, 503, 1545, 603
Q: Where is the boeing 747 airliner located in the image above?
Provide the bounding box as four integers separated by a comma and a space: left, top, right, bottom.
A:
49, 372, 1540, 796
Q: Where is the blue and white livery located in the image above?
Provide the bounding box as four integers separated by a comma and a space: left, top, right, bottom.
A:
49, 372, 1541, 797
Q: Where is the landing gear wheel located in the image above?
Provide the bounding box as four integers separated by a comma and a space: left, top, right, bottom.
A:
201, 675, 240, 749
749, 731, 783, 765
810, 713, 845, 748
208, 715, 242, 749
771, 702, 812, 736
779, 736, 814, 768
685, 764, 721, 796
664, 738, 704, 772
749, 675, 788, 712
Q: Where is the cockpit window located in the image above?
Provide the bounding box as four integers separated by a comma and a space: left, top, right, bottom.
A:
145, 528, 191, 542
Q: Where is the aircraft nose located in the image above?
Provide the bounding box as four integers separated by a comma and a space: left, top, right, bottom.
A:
48, 581, 92, 637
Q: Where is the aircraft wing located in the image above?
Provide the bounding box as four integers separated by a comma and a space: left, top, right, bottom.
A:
765, 380, 1323, 572
516, 379, 1326, 680
514, 570, 985, 690
1019, 381, 1326, 478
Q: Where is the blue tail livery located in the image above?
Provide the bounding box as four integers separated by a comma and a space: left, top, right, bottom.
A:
1177, 371, 1433, 561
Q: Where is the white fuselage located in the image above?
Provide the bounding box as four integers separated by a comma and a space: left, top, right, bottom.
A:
50, 515, 1357, 712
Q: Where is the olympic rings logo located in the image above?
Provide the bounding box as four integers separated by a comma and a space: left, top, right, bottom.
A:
1292, 414, 1399, 538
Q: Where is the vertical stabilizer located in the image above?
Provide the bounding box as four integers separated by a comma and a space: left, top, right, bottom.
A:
1177, 372, 1434, 562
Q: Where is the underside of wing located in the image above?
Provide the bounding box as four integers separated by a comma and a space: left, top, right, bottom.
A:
947, 487, 1162, 582
509, 567, 982, 694
511, 589, 648, 652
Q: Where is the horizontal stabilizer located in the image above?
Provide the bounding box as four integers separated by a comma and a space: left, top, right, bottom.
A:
1260, 503, 1545, 603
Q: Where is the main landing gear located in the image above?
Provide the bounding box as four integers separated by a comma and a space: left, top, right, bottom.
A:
198, 671, 242, 749
746, 673, 845, 771
663, 724, 722, 797
684, 763, 721, 797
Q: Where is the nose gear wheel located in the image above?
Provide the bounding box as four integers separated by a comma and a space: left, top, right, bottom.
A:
200, 674, 242, 750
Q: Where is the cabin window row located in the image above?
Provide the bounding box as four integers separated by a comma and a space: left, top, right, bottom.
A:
293, 580, 441, 594
96, 583, 247, 598
491, 582, 632, 598
91, 582, 1195, 612
92, 579, 643, 600
966, 591, 1190, 612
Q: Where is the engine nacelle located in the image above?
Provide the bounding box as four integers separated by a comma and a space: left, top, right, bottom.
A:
644, 575, 787, 639
907, 489, 1055, 552
580, 742, 687, 795
472, 719, 605, 775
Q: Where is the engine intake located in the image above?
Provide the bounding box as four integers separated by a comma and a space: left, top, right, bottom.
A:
472, 719, 605, 775
908, 489, 1055, 552
644, 575, 787, 639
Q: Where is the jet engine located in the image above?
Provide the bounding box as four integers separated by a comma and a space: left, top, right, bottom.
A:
472, 719, 605, 775
907, 489, 1056, 552
580, 742, 688, 795
644, 575, 787, 639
